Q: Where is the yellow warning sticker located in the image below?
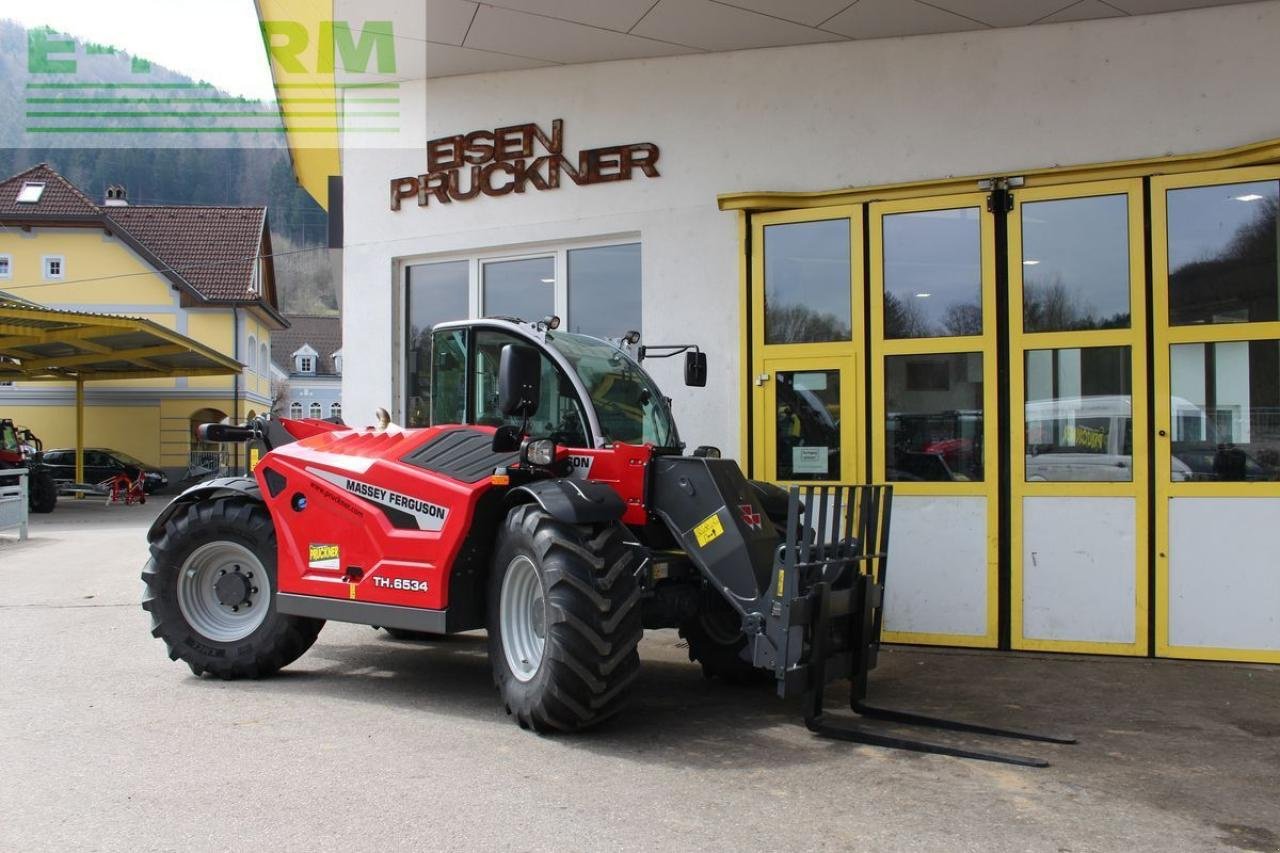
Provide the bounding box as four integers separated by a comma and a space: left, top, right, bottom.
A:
775, 569, 786, 598
249, 446, 260, 471
348, 582, 357, 600
309, 543, 340, 570
693, 513, 725, 548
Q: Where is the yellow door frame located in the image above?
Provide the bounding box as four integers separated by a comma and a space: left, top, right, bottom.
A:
869, 191, 1000, 648
1007, 178, 1149, 655
760, 354, 860, 485
748, 206, 864, 484
1151, 164, 1280, 664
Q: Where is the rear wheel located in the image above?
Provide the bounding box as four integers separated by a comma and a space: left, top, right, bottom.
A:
488, 504, 643, 732
142, 498, 323, 679
28, 469, 57, 513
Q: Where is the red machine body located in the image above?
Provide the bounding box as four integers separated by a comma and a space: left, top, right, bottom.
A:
257, 422, 651, 614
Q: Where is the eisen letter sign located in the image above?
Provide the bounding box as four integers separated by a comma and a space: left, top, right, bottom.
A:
390, 119, 659, 211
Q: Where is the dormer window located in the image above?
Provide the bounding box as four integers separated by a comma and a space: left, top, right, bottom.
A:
292, 344, 319, 375
16, 182, 45, 204
332, 349, 343, 375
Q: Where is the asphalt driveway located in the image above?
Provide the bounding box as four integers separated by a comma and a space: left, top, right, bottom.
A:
1, 500, 1277, 852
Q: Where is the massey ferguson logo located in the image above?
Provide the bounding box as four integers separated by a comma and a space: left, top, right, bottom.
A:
739, 504, 762, 531
567, 455, 594, 480
307, 467, 449, 531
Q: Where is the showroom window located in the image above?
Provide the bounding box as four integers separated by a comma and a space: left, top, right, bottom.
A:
403, 239, 641, 426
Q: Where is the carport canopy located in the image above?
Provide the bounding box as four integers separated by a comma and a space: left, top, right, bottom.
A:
0, 297, 242, 485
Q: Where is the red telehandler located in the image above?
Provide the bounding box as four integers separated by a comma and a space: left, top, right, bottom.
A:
1, 419, 57, 513
143, 318, 1071, 765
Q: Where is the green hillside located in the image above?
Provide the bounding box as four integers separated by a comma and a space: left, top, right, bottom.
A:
0, 19, 336, 314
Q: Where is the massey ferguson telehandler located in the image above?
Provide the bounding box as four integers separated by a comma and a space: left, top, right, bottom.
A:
144, 318, 1072, 765
1, 418, 58, 513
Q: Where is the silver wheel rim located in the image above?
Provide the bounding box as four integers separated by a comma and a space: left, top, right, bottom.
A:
177, 541, 270, 643
500, 555, 546, 682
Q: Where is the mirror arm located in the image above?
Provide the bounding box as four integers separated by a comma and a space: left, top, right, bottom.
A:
637, 344, 699, 362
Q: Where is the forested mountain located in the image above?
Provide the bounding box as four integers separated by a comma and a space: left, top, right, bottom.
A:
0, 19, 336, 314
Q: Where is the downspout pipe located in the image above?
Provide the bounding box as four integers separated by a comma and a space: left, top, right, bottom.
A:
233, 307, 241, 474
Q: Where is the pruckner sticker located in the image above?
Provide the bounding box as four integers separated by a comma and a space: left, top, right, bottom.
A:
306, 467, 450, 531
308, 543, 340, 570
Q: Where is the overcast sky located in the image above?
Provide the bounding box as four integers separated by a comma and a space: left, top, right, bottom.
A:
4, 0, 276, 101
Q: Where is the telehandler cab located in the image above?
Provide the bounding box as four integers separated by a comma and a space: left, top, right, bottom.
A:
144, 318, 1071, 765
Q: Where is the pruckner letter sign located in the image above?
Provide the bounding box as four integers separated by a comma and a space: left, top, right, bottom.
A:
390, 119, 659, 211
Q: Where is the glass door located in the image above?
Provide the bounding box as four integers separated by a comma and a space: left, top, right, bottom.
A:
870, 193, 998, 648
750, 208, 863, 485
1008, 178, 1148, 655
1153, 166, 1280, 663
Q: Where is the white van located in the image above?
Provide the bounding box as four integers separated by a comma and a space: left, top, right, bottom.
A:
1025, 394, 1193, 482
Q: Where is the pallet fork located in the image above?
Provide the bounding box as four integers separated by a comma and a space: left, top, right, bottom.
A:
765, 485, 1076, 767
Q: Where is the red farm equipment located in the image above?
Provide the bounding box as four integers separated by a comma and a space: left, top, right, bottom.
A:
143, 318, 1071, 765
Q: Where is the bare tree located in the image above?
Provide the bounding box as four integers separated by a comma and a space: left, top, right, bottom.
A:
765, 302, 850, 343
943, 302, 983, 336
884, 292, 932, 338
269, 377, 291, 416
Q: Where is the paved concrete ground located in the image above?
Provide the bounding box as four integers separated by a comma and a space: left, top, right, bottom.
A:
2, 500, 1278, 852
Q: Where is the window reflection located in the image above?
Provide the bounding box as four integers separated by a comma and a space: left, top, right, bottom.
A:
406, 260, 468, 426
776, 370, 840, 480
1023, 195, 1131, 332
883, 208, 982, 339
764, 219, 851, 344
483, 256, 555, 321
1170, 339, 1280, 481
1025, 346, 1132, 481
568, 243, 641, 339
885, 352, 983, 481
1167, 180, 1279, 326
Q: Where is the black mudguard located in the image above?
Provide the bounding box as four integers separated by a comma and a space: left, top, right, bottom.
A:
146, 476, 262, 542
508, 478, 625, 525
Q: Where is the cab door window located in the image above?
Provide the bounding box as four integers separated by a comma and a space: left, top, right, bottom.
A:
429, 329, 467, 427
473, 330, 590, 447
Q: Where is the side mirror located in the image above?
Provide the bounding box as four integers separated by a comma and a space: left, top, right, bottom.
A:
491, 424, 522, 453
498, 344, 541, 418
685, 351, 707, 387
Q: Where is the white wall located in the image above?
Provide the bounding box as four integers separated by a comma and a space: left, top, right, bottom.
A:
340, 1, 1280, 449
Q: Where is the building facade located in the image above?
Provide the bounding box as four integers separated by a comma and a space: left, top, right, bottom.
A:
264, 0, 1280, 663
270, 314, 342, 421
0, 165, 286, 475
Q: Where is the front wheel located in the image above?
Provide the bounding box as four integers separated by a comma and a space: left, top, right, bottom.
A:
487, 504, 643, 732
142, 498, 323, 679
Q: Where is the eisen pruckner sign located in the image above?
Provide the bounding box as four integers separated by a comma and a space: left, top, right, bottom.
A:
390, 119, 660, 211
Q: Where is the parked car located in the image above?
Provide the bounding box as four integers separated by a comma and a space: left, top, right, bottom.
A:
42, 448, 169, 494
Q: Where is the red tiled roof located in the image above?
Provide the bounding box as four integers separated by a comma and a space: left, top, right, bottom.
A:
0, 163, 101, 219
0, 163, 275, 309
104, 205, 268, 302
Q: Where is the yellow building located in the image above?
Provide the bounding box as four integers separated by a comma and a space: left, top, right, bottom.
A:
0, 164, 286, 479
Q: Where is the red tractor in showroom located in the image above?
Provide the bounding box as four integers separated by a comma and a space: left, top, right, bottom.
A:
143, 318, 1070, 765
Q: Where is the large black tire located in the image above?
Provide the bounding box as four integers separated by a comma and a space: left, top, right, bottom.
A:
487, 504, 643, 732
679, 593, 769, 685
28, 469, 57, 513
142, 498, 323, 679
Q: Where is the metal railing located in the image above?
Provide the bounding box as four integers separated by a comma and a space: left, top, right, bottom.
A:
0, 468, 29, 540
